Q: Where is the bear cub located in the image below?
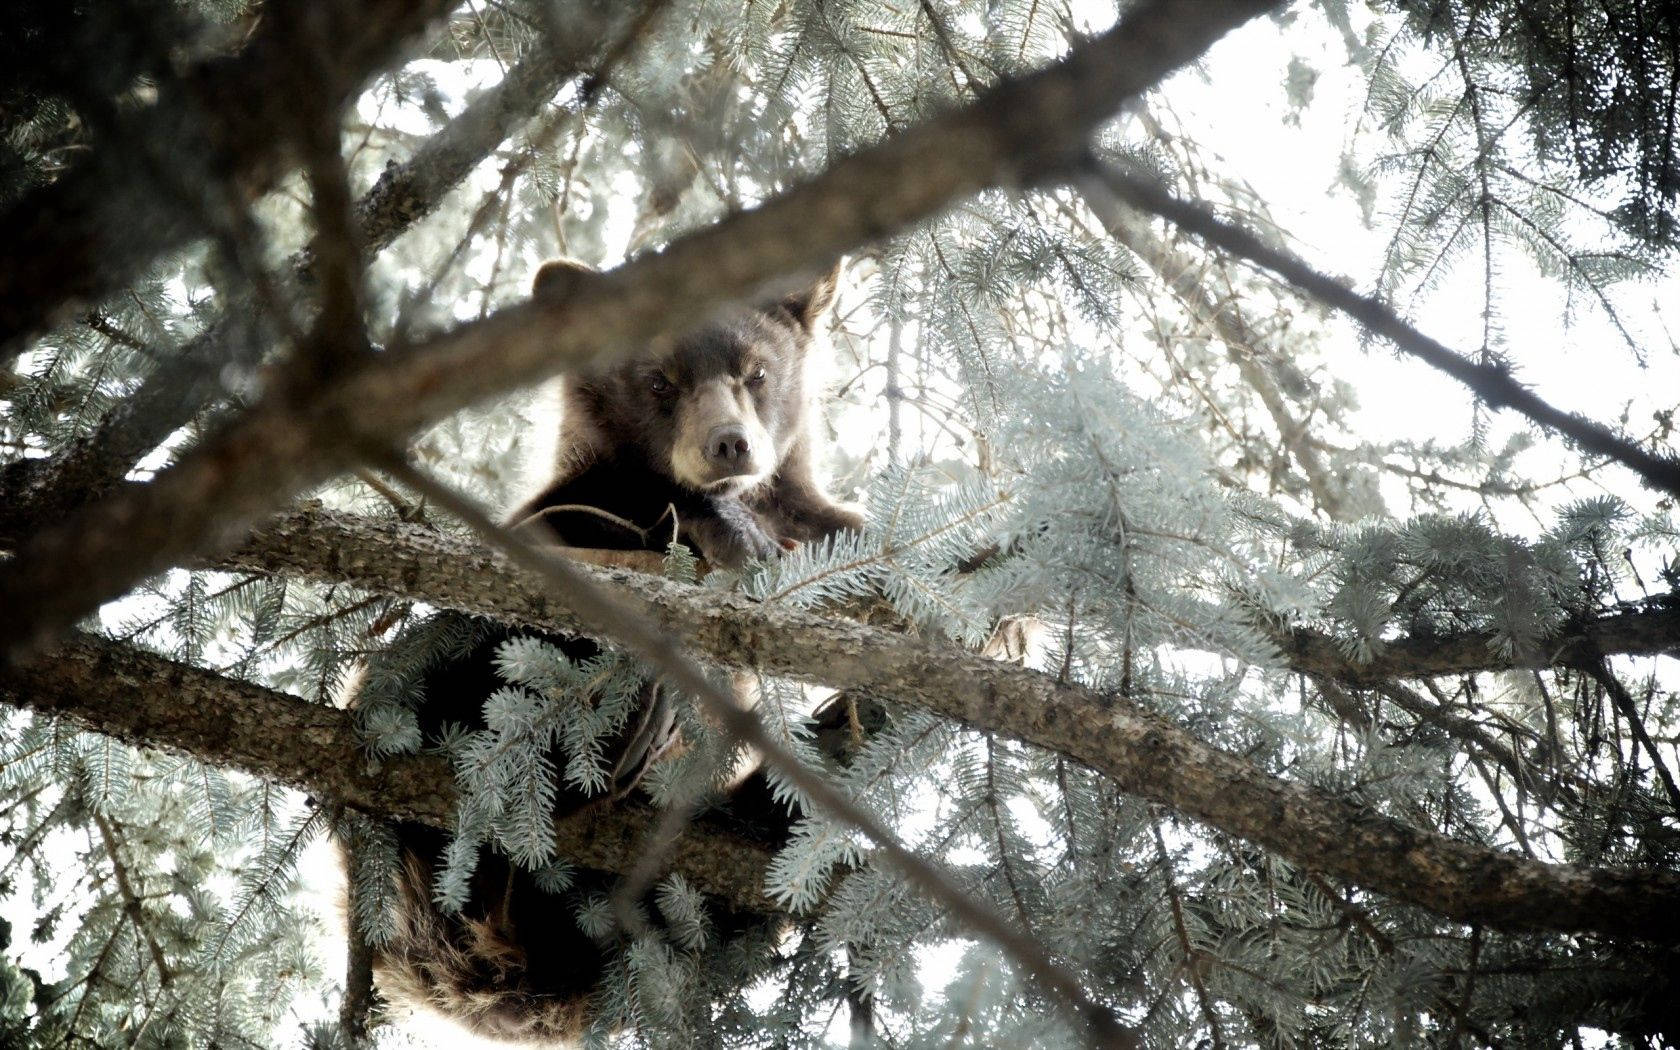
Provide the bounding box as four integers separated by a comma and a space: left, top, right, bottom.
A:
366, 260, 861, 1043
510, 258, 862, 567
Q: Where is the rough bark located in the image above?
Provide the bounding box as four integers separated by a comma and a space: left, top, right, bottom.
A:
0, 632, 780, 915
0, 0, 1282, 663
191, 507, 1680, 943
0, 0, 457, 360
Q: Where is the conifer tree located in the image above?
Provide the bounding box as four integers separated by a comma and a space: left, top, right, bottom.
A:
1, 1, 1678, 1047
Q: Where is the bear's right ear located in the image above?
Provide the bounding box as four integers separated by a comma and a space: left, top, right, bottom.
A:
777, 261, 843, 332
531, 258, 597, 300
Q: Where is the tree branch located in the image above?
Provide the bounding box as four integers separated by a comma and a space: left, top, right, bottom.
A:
190, 506, 1680, 943
6, 504, 1680, 948
0, 632, 781, 916
0, 0, 1281, 662
0, 22, 609, 535
1081, 163, 1680, 499
1089, 143, 1352, 520
0, 0, 457, 360
1280, 603, 1680, 683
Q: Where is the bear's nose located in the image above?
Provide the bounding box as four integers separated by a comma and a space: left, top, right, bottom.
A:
705, 425, 752, 467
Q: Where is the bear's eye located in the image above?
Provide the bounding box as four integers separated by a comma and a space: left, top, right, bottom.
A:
648, 373, 674, 396
745, 366, 768, 387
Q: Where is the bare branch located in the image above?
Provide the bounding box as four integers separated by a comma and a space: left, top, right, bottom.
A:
1577, 657, 1680, 813
0, 0, 1281, 663
91, 811, 174, 990
1081, 163, 1680, 499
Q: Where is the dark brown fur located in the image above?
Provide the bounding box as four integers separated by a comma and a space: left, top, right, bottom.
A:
363, 260, 861, 1043
510, 258, 862, 566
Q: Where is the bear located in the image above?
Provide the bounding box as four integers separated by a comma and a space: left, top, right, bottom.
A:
508, 258, 864, 565
360, 259, 863, 1043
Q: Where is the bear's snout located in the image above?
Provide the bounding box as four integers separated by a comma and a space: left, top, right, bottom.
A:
670, 377, 773, 491
706, 424, 754, 469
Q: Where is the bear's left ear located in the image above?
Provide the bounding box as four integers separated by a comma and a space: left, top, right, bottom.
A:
532, 258, 597, 300
777, 261, 842, 332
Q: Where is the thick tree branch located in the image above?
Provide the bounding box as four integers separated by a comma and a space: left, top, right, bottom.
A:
1082, 163, 1680, 499
0, 0, 457, 360
0, 0, 1281, 662
0, 632, 780, 915
194, 507, 1680, 942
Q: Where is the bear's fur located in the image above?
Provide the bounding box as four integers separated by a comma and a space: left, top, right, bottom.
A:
510, 258, 862, 566
362, 260, 861, 1043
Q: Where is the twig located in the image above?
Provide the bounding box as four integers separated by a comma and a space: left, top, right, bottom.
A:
91, 811, 174, 988
1577, 657, 1680, 813
1080, 162, 1680, 500
509, 502, 648, 542
1151, 815, 1226, 1050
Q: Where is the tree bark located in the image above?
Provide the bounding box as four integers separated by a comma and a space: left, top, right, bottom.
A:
5, 507, 1679, 941
188, 507, 1680, 943
0, 632, 780, 915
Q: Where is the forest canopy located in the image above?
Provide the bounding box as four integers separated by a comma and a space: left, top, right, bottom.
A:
1, 0, 1678, 1047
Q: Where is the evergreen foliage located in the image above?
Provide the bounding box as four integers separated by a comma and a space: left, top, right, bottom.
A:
1, 0, 1678, 1047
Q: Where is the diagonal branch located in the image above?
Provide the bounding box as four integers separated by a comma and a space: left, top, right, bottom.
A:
0, 632, 780, 915
0, 0, 457, 361
0, 0, 1281, 664
1577, 656, 1680, 813
1093, 127, 1352, 520
190, 506, 1680, 943
1081, 163, 1680, 499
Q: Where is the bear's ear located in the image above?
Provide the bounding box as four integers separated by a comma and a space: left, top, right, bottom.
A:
776, 261, 842, 331
531, 258, 597, 300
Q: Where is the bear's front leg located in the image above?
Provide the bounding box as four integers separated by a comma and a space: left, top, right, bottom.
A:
683, 496, 783, 569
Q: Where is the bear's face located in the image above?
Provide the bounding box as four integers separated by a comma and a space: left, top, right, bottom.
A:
577, 307, 811, 496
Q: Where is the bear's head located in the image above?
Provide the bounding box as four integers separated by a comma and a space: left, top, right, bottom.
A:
532, 258, 839, 496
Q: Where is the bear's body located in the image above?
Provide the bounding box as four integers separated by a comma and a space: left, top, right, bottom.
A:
364, 261, 860, 1042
